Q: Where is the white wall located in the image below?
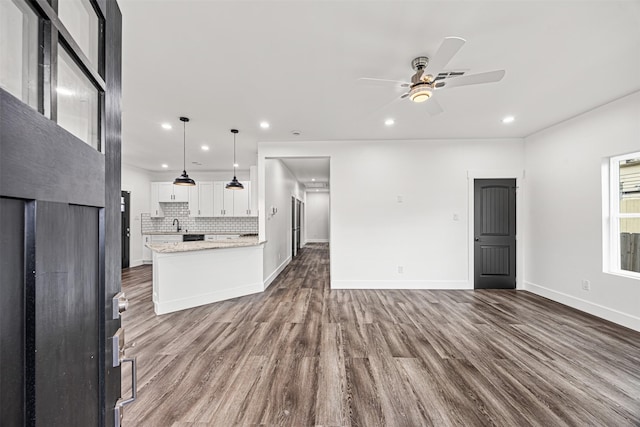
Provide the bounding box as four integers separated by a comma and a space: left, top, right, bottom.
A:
262, 159, 305, 287
524, 90, 640, 331
305, 191, 330, 242
121, 163, 151, 267
259, 139, 524, 290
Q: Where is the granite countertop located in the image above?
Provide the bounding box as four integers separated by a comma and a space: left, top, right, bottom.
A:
146, 236, 264, 253
143, 232, 251, 235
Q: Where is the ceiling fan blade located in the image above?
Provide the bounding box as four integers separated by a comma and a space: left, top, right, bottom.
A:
358, 77, 410, 87
400, 93, 409, 99
424, 97, 444, 116
437, 70, 505, 89
426, 36, 466, 77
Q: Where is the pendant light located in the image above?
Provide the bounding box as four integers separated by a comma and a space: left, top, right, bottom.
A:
173, 116, 196, 186
226, 129, 244, 190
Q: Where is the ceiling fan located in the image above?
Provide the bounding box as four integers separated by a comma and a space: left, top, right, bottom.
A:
359, 37, 505, 115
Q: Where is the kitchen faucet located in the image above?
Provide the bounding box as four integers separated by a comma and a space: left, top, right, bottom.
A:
172, 218, 181, 232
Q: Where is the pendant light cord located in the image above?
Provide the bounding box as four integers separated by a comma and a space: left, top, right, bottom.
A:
233, 132, 237, 176
183, 120, 187, 172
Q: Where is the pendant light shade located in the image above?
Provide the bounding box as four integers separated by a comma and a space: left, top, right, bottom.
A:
174, 116, 196, 186
226, 129, 244, 190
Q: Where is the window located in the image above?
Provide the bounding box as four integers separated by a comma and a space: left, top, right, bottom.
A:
609, 152, 640, 276
57, 45, 99, 149
0, 0, 39, 108
57, 0, 100, 69
1, 0, 105, 151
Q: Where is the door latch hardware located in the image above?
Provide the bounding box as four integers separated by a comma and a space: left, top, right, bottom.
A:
112, 292, 129, 319
112, 327, 137, 427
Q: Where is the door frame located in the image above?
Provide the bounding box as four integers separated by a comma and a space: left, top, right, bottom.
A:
467, 170, 524, 289
122, 191, 131, 268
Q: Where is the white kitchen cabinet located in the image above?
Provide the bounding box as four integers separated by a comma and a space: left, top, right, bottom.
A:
143, 234, 181, 263
250, 165, 258, 216
213, 180, 255, 217
151, 235, 182, 244
213, 182, 235, 217
233, 181, 252, 217
204, 234, 240, 241
150, 182, 164, 217
189, 182, 214, 217
158, 182, 189, 202
142, 235, 152, 263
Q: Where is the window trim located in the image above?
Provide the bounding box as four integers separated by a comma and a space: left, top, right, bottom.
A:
608, 151, 640, 279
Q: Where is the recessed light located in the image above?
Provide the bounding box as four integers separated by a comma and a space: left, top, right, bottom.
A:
161, 163, 168, 168
291, 130, 301, 136
201, 145, 209, 151
384, 118, 395, 126
502, 116, 515, 124
161, 123, 172, 130
260, 121, 270, 129
316, 189, 319, 192
233, 163, 239, 168
311, 178, 316, 181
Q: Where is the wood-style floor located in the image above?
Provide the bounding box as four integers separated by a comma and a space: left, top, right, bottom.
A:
121, 243, 640, 426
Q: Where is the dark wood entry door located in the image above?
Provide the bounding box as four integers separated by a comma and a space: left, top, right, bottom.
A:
474, 179, 517, 289
0, 1, 123, 426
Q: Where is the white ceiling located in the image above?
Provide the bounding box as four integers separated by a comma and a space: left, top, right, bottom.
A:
279, 157, 330, 189
119, 0, 640, 174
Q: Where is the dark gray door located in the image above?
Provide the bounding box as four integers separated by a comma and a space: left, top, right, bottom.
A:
292, 197, 298, 257
0, 1, 123, 426
474, 179, 516, 289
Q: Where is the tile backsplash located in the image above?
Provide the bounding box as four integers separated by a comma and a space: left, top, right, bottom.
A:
141, 202, 258, 234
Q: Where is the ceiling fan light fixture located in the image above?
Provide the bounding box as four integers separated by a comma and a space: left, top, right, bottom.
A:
409, 84, 432, 103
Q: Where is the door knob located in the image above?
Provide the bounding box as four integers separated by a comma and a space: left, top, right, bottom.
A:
475, 237, 480, 241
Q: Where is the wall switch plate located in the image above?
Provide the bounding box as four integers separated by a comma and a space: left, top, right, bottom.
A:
453, 213, 459, 221
581, 279, 591, 291
397, 266, 404, 274
397, 195, 403, 203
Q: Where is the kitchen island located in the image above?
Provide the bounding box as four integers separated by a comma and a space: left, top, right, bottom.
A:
146, 236, 265, 315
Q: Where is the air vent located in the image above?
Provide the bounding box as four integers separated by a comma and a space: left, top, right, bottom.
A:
305, 182, 328, 189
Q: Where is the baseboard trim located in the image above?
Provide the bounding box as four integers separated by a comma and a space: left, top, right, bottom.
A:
331, 280, 471, 290
524, 281, 640, 332
129, 259, 143, 268
154, 282, 263, 315
263, 256, 292, 290
306, 238, 329, 243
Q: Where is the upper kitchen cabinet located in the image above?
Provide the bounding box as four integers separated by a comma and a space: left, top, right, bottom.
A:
213, 181, 234, 217
212, 180, 257, 217
150, 182, 164, 217
233, 181, 253, 217
158, 182, 189, 202
189, 181, 214, 217
150, 181, 190, 217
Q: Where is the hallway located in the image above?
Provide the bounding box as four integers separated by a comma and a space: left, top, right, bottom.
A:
121, 243, 640, 426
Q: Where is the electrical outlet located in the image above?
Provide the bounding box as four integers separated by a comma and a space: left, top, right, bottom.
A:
581, 279, 591, 291
397, 266, 404, 274
397, 195, 403, 203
